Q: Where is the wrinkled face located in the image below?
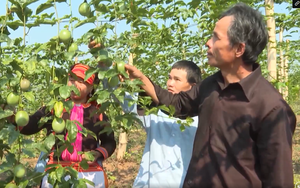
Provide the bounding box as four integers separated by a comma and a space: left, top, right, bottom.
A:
166, 68, 194, 94
206, 16, 238, 68
68, 76, 93, 102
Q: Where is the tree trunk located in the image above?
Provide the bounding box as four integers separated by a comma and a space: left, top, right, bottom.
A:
279, 27, 283, 94
283, 39, 289, 100
117, 132, 128, 160
264, 0, 277, 82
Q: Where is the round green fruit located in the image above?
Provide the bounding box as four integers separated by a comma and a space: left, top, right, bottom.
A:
6, 92, 20, 106
13, 164, 26, 178
20, 78, 31, 91
68, 43, 78, 52
59, 29, 71, 44
108, 76, 119, 87
15, 111, 29, 127
5, 183, 18, 188
116, 61, 126, 74
79, 2, 91, 17
52, 118, 66, 133
103, 59, 112, 67
98, 49, 109, 58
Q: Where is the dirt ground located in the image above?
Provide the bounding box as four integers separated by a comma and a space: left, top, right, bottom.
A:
1, 116, 300, 187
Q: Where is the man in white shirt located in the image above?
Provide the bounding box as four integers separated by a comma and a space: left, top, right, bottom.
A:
122, 60, 202, 188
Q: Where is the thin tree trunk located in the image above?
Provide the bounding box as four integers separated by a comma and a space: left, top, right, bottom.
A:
265, 0, 277, 82
117, 33, 137, 160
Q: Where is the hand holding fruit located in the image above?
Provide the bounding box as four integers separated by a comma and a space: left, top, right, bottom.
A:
88, 38, 104, 49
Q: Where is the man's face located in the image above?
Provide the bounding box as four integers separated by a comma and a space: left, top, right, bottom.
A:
206, 16, 238, 68
167, 68, 194, 94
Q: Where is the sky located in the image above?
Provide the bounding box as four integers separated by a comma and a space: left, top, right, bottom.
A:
0, 0, 298, 60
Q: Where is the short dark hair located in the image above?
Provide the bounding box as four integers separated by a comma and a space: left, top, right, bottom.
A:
171, 60, 202, 84
220, 3, 268, 65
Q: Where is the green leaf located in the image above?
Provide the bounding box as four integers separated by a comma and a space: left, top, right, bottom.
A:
6, 20, 23, 30
54, 101, 64, 118
0, 110, 13, 120
69, 85, 80, 96
59, 85, 70, 99
145, 106, 159, 116
97, 70, 106, 80
23, 91, 35, 102
38, 116, 52, 128
0, 78, 8, 88
55, 166, 65, 182
169, 105, 175, 116
79, 160, 89, 170
66, 166, 78, 179
179, 124, 185, 131
21, 148, 36, 158
55, 0, 68, 3
8, 129, 19, 145
84, 67, 98, 82
96, 90, 110, 104
44, 133, 55, 151
74, 17, 97, 28
2, 57, 14, 65
82, 151, 95, 162
0, 34, 11, 42
18, 179, 29, 188
5, 152, 16, 164
36, 2, 53, 14
48, 171, 57, 186
24, 59, 37, 75
8, 0, 19, 6
105, 69, 118, 78
23, 0, 39, 8
81, 178, 95, 187
66, 120, 77, 143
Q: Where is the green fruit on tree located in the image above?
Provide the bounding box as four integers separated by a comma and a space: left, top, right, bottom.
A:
97, 49, 109, 59
59, 29, 71, 44
13, 164, 26, 178
68, 43, 78, 52
6, 92, 20, 106
116, 61, 126, 74
52, 118, 66, 133
102, 59, 113, 67
79, 2, 91, 17
15, 111, 29, 127
5, 183, 18, 188
96, 49, 112, 67
108, 76, 119, 87
20, 78, 31, 91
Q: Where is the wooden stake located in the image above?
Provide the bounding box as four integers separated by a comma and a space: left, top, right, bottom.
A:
265, 0, 277, 82
116, 34, 137, 160
279, 27, 283, 94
